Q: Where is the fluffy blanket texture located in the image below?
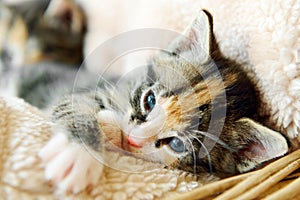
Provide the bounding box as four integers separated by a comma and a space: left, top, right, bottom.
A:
0, 0, 299, 199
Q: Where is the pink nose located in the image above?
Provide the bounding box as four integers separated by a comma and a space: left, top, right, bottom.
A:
127, 136, 145, 148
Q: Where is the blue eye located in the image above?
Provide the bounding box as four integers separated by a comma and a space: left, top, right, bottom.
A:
169, 137, 187, 153
143, 90, 156, 113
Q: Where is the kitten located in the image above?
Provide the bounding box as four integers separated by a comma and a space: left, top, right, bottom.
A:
0, 0, 86, 71
38, 10, 288, 193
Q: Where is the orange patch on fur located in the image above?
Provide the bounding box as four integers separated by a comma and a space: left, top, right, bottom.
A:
160, 77, 228, 132
161, 96, 183, 131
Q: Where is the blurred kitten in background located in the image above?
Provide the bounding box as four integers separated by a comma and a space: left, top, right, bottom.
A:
0, 0, 88, 109
0, 0, 86, 71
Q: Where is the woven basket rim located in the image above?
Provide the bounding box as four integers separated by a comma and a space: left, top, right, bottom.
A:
169, 149, 300, 200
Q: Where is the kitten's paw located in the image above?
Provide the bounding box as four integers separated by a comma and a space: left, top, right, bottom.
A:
39, 133, 103, 193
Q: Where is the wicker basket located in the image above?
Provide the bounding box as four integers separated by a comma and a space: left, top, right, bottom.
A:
170, 149, 300, 200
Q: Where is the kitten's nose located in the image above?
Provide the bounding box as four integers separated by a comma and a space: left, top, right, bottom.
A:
123, 125, 145, 148
127, 136, 144, 148
127, 127, 155, 148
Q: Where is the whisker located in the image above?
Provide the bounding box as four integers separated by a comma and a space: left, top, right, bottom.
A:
181, 113, 232, 151
184, 135, 197, 174
189, 134, 213, 173
192, 130, 235, 152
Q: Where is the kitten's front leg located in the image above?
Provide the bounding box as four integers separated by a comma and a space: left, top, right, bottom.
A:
39, 93, 106, 193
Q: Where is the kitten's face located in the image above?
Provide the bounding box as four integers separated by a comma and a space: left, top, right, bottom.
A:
123, 52, 227, 175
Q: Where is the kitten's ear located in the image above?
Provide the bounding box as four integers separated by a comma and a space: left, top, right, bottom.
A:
171, 10, 214, 64
235, 118, 288, 172
44, 0, 86, 34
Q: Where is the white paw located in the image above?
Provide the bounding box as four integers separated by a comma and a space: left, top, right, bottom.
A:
39, 133, 103, 193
